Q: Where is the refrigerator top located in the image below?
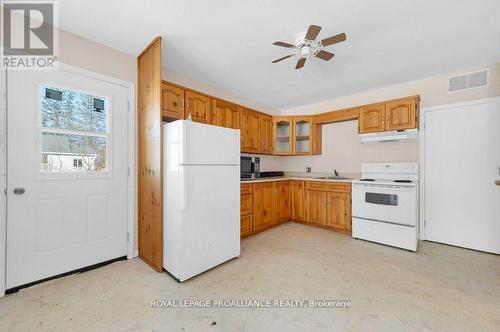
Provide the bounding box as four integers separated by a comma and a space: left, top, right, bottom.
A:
165, 120, 240, 166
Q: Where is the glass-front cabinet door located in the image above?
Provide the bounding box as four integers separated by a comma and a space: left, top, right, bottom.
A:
273, 116, 292, 155
293, 117, 312, 154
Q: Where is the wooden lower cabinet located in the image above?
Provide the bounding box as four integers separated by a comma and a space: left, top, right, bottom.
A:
241, 180, 351, 238
275, 181, 291, 223
240, 214, 253, 238
252, 182, 276, 232
240, 184, 253, 238
305, 189, 327, 226
241, 193, 253, 217
326, 192, 351, 232
290, 181, 305, 222
304, 181, 352, 233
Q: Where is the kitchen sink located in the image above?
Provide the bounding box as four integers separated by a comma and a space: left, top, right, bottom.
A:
316, 176, 348, 180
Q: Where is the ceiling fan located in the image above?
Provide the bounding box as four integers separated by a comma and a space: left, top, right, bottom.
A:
272, 25, 346, 69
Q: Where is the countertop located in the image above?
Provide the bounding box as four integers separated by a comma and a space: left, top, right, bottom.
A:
240, 176, 355, 184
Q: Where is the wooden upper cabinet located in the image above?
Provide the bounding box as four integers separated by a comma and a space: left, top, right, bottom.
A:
358, 96, 420, 133
252, 182, 275, 232
293, 117, 312, 155
326, 192, 351, 232
385, 97, 419, 131
161, 82, 185, 119
311, 121, 322, 155
212, 99, 240, 129
185, 90, 211, 124
259, 114, 273, 154
275, 181, 291, 223
305, 189, 327, 226
359, 104, 385, 133
291, 181, 305, 222
241, 108, 260, 153
273, 116, 293, 155
269, 116, 321, 156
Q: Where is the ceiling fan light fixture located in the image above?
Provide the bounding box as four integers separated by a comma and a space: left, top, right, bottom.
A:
272, 25, 346, 70
300, 45, 312, 58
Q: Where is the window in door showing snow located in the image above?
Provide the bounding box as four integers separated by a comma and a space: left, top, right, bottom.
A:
40, 85, 110, 174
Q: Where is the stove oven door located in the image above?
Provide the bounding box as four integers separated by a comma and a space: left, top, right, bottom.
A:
352, 184, 417, 226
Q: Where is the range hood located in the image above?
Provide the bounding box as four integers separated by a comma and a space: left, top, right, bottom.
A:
359, 129, 419, 143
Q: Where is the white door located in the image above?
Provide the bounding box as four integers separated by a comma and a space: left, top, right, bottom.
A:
6, 67, 129, 288
424, 98, 500, 254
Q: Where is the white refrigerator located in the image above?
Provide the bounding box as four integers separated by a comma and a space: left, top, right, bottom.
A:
163, 120, 240, 282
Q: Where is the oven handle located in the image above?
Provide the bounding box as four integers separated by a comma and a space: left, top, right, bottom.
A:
353, 184, 416, 192
353, 216, 415, 228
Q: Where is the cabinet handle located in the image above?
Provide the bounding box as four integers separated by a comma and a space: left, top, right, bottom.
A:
13, 187, 25, 195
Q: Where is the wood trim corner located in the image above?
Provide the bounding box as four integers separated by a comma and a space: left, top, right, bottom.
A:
137, 37, 163, 272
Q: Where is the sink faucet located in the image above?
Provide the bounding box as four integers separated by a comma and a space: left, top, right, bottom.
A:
333, 169, 339, 177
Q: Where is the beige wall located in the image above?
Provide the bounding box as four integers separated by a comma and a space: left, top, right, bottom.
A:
285, 62, 500, 114
270, 62, 500, 174
5, 8, 137, 83
59, 30, 136, 83
268, 121, 419, 173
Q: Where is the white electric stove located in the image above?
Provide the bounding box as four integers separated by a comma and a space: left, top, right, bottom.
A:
352, 163, 419, 251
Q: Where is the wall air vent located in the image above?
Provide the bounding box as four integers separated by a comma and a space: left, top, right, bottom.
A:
448, 69, 488, 92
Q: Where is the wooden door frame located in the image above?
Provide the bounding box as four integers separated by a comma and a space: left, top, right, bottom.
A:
0, 62, 136, 297
418, 96, 500, 241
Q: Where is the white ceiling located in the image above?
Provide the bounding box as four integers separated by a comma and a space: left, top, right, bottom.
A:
59, 0, 500, 110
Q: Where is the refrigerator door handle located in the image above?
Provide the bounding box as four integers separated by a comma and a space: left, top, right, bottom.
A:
181, 167, 187, 211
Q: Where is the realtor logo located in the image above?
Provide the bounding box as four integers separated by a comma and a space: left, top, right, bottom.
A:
1, 1, 59, 69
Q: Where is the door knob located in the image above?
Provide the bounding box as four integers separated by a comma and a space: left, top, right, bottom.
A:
495, 180, 500, 186
13, 188, 25, 195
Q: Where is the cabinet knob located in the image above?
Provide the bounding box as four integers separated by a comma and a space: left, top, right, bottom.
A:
495, 180, 500, 186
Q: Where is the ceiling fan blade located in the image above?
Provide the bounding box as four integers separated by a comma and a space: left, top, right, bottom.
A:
273, 41, 295, 48
295, 58, 306, 69
305, 25, 322, 41
315, 50, 335, 61
320, 33, 346, 47
272, 54, 295, 63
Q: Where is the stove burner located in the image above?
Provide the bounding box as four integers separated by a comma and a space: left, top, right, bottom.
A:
359, 178, 375, 181
394, 180, 413, 183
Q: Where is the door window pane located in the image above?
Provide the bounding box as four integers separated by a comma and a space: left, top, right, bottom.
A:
40, 85, 110, 175
40, 132, 107, 173
41, 86, 108, 133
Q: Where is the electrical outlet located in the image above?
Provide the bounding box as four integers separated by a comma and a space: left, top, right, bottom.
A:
306, 167, 311, 173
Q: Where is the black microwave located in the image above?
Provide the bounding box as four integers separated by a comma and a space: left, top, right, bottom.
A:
241, 156, 260, 179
